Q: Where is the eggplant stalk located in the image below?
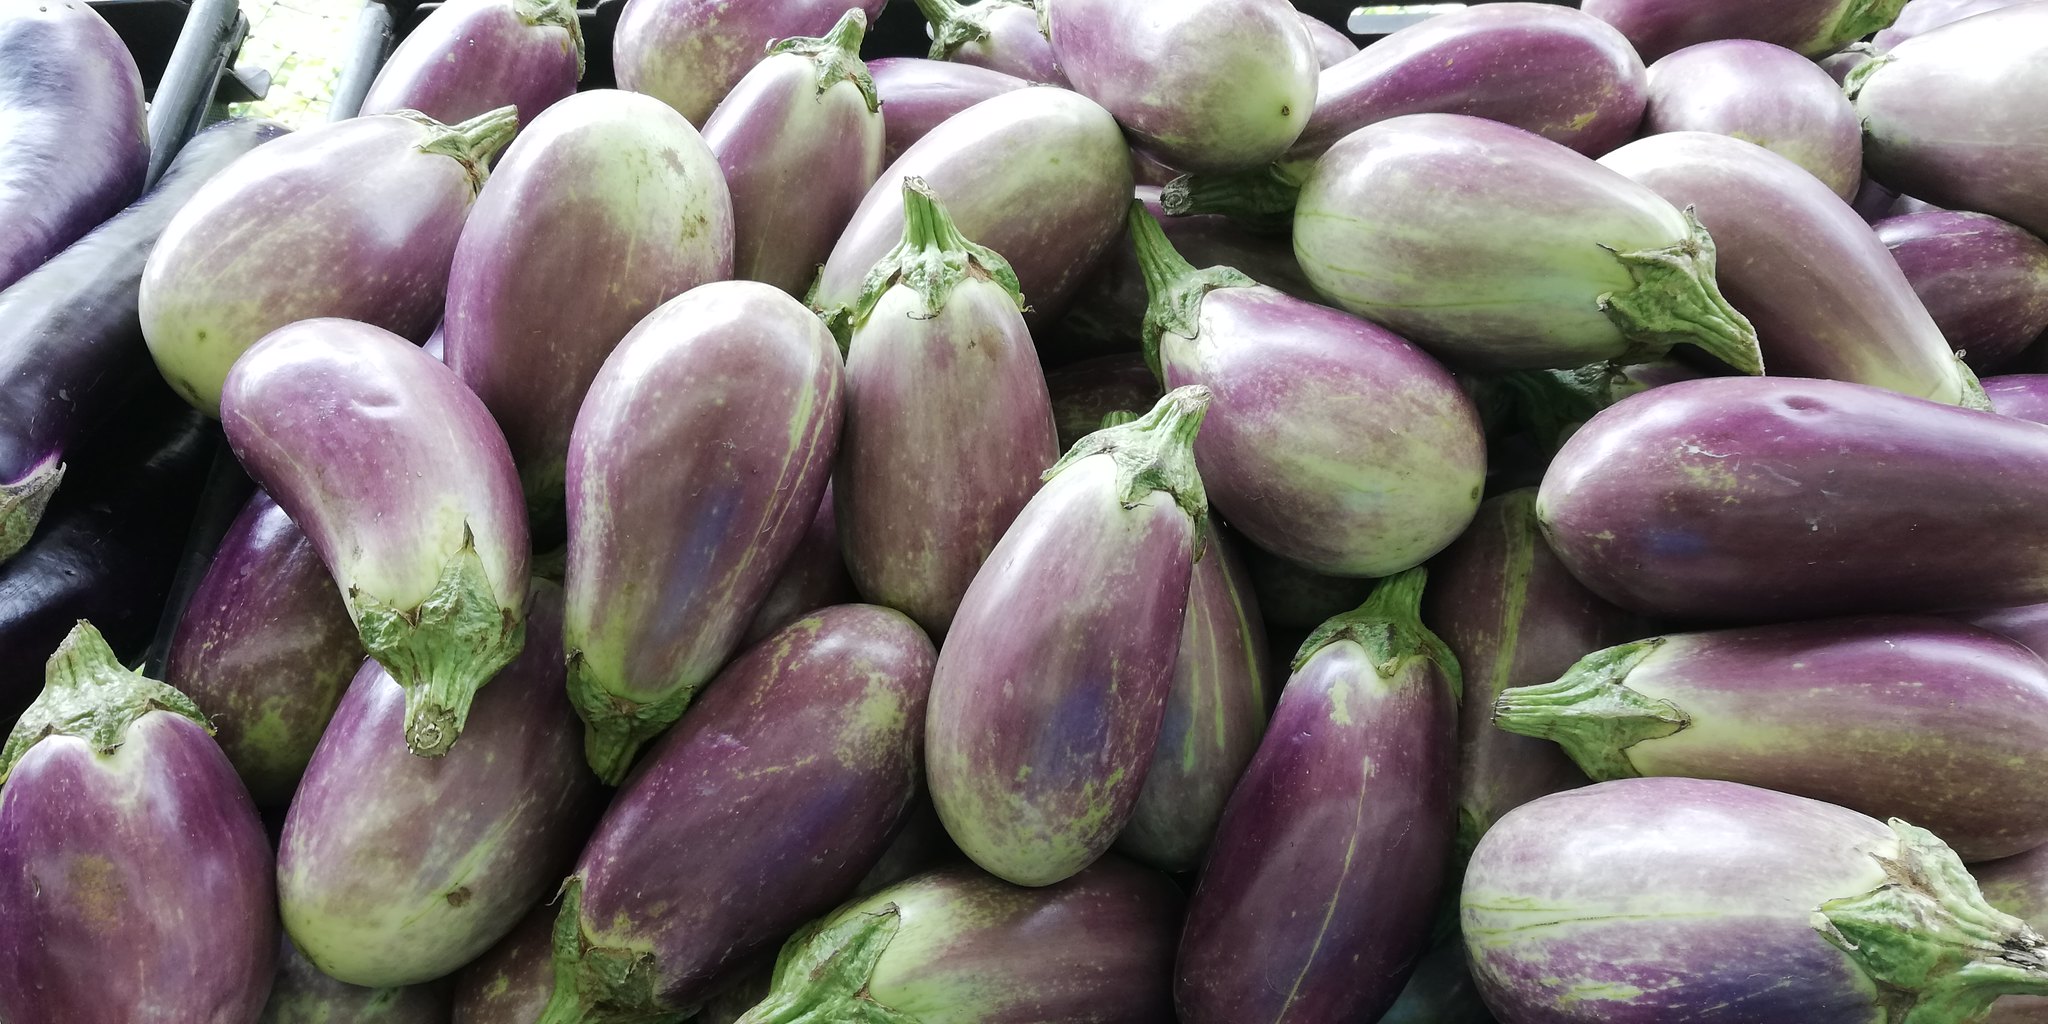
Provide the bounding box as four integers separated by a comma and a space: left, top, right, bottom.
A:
1158, 166, 1303, 225
1043, 384, 1211, 533
510, 0, 588, 76
1490, 638, 1687, 781
0, 621, 208, 782
536, 878, 689, 1024
1128, 203, 1254, 380
405, 106, 521, 194
1294, 568, 1460, 697
1598, 210, 1763, 375
844, 177, 1023, 345
0, 458, 64, 564
770, 10, 878, 112
912, 0, 1031, 60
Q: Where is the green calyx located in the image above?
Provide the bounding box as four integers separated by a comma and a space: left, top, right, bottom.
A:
1294, 568, 1463, 702
1, 621, 210, 783
563, 652, 698, 785
1814, 819, 2048, 1024
734, 905, 917, 1024
913, 0, 1038, 60
1475, 364, 1631, 454
408, 105, 521, 195
1842, 51, 1895, 102
769, 9, 879, 114
349, 528, 525, 758
1158, 166, 1304, 229
1129, 202, 1254, 381
1955, 354, 1993, 411
1826, 0, 1910, 55
1098, 410, 1139, 429
1044, 385, 1213, 539
535, 878, 691, 1024
842, 177, 1025, 349
0, 458, 64, 565
1492, 639, 1687, 781
513, 0, 586, 78
1597, 208, 1765, 376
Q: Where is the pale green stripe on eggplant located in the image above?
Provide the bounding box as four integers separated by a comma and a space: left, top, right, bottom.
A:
1453, 492, 1538, 855
1490, 639, 1685, 782
510, 0, 586, 76
1127, 202, 1253, 382
1274, 752, 1375, 1021
0, 459, 63, 565
407, 106, 522, 196
1294, 568, 1461, 701
769, 9, 880, 113
1, 621, 211, 782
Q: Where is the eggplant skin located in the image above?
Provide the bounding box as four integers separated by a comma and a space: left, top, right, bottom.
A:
1582, 0, 1907, 61
1877, 212, 2048, 373
451, 902, 554, 1024
613, 0, 888, 124
360, 0, 583, 126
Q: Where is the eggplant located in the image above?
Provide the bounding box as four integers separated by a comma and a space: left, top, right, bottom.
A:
1874, 0, 2031, 47
1968, 602, 2048, 661
1850, 7, 2048, 240
166, 490, 362, 809
1299, 13, 1357, 69
1537, 375, 2048, 621
1463, 777, 2048, 1022
1497, 616, 2048, 862
811, 88, 1133, 333
0, 118, 283, 564
1045, 0, 1316, 173
693, 967, 775, 1024
1975, 845, 2048, 1023
0, 0, 147, 295
360, 0, 583, 125
1851, 174, 1901, 222
732, 859, 1180, 1023
1244, 544, 1376, 632
868, 58, 1032, 165
835, 179, 1059, 635
1641, 40, 1861, 200
1176, 569, 1458, 1024
261, 933, 452, 1024
742, 481, 857, 646
613, 0, 888, 124
445, 89, 733, 529
912, 0, 1065, 84
1878, 211, 2048, 373
1581, 0, 1909, 61
855, 797, 959, 897
0, 623, 274, 1022
1116, 522, 1270, 874
453, 903, 554, 1024
927, 388, 1209, 886
1292, 113, 1762, 374
704, 10, 884, 296
538, 605, 935, 1021
1378, 938, 1498, 1024
1045, 354, 1163, 451
221, 318, 531, 757
1986, 374, 2048, 424
143, 107, 517, 416
1601, 131, 1978, 406
1135, 205, 1485, 577
564, 281, 842, 782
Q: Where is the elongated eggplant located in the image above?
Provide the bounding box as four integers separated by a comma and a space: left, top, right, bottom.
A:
1136, 205, 1484, 577
167, 490, 361, 808
1642, 40, 1861, 199
1851, 7, 2048, 239
1299, 14, 1357, 69
927, 388, 1208, 886
1967, 602, 2048, 661
913, 0, 1064, 84
564, 282, 842, 782
221, 318, 530, 757
733, 858, 1180, 1024
811, 88, 1132, 332
0, 623, 274, 1022
836, 179, 1058, 635
1294, 113, 1761, 374
614, 0, 888, 124
1874, 0, 2030, 47
453, 903, 554, 1024
1538, 376, 2048, 620
360, 0, 582, 124
1974, 845, 2048, 1023
1463, 777, 2048, 1021
1582, 0, 1908, 61
1045, 354, 1163, 451
868, 58, 1032, 165
539, 605, 935, 1022
704, 11, 883, 296
446, 90, 732, 530
143, 107, 516, 416
1046, 0, 1315, 173
743, 482, 857, 646
0, 0, 147, 295
1986, 375, 2048, 424
1379, 938, 1497, 1024
1601, 131, 1977, 405
1879, 211, 2048, 372
261, 933, 452, 1024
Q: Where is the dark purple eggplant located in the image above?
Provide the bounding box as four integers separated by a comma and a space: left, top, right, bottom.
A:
1641, 40, 1861, 199
868, 58, 1032, 165
1045, 353, 1163, 451
360, 0, 583, 125
1299, 13, 1357, 69
1874, 0, 2031, 47
0, 623, 275, 1022
1582, 0, 1909, 61
452, 902, 554, 1024
913, 0, 1065, 85
538, 604, 935, 1021
613, 0, 888, 124
1177, 568, 1459, 1024
261, 932, 452, 1024
1975, 844, 2048, 1023
1878, 211, 2048, 372
742, 481, 857, 646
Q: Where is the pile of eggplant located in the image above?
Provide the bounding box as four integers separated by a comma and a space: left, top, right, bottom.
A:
6, 0, 2048, 1019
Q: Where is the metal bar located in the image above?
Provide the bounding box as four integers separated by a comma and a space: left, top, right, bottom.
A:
329, 0, 397, 120
142, 0, 244, 188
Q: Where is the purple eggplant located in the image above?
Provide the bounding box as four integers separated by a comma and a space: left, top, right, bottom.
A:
1538, 376, 2048, 621
835, 179, 1059, 635
1496, 616, 2048, 861
1463, 777, 2048, 1022
1177, 568, 1458, 1024
1968, 602, 2048, 661
811, 87, 1133, 332
1642, 40, 1861, 199
927, 388, 1208, 886
1045, 353, 1163, 451
854, 797, 959, 897
445, 89, 733, 528
731, 858, 1180, 1023
704, 10, 883, 296
360, 0, 583, 125
1136, 205, 1485, 577
538, 604, 935, 1021
1299, 14, 1357, 69
221, 318, 531, 757
1986, 374, 2048, 424
1046, 0, 1316, 173
143, 107, 516, 416
1244, 544, 1376, 631
1820, 43, 1877, 84
0, 0, 147, 295
868, 58, 1032, 165
913, 0, 1065, 85
1975, 845, 2048, 1023
613, 0, 888, 124
1293, 114, 1762, 374
0, 623, 275, 1022
1581, 0, 1909, 61
166, 490, 362, 808
1875, 0, 2033, 48
453, 903, 554, 1024
1851, 7, 2048, 240
742, 482, 857, 646
1379, 939, 1498, 1024
563, 281, 842, 782
1850, 174, 1900, 222
261, 933, 453, 1024
1878, 211, 2048, 372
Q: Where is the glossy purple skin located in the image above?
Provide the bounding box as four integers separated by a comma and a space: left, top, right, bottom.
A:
1850, 174, 1899, 222
1537, 376, 2048, 621
0, 713, 275, 1023
261, 933, 453, 1023
1176, 625, 1458, 1023
452, 902, 553, 1024
1299, 13, 1357, 69
1973, 845, 2048, 1023
931, 0, 1066, 85
614, 0, 888, 124
1878, 212, 2048, 372
1582, 0, 1899, 60
1874, 0, 2030, 48
814, 88, 1133, 329
1985, 375, 2048, 423
1602, 132, 1969, 405
360, 0, 581, 124
1967, 602, 2048, 660
868, 58, 1032, 165
0, 0, 146, 294
1045, 354, 1163, 451
167, 490, 362, 809
562, 605, 935, 1012
1642, 40, 1861, 199
743, 482, 857, 646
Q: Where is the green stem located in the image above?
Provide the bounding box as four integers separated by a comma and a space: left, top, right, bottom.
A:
1129, 202, 1253, 381
0, 456, 64, 565
1476, 365, 1627, 454
1597, 209, 1765, 376
1, 621, 210, 782
1955, 354, 1992, 411
409, 105, 521, 195
513, 0, 586, 78
536, 878, 690, 1024
911, 0, 985, 58
1828, 0, 1910, 54
1045, 385, 1212, 536
1097, 410, 1139, 429
1492, 639, 1686, 782
1159, 166, 1304, 227
841, 177, 1024, 350
563, 652, 694, 785
769, 9, 878, 113
1293, 568, 1463, 701
735, 906, 917, 1024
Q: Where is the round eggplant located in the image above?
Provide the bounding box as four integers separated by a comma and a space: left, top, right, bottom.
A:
1581, 0, 1909, 61
613, 0, 888, 124
867, 58, 1032, 165
1877, 211, 2048, 373
1642, 40, 1861, 199
913, 0, 1065, 85
360, 0, 583, 125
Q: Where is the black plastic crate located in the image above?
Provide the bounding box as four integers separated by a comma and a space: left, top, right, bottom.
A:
89, 0, 258, 184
